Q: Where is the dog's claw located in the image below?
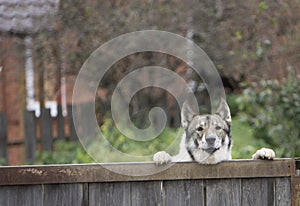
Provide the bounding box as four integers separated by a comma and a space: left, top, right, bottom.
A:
252, 148, 275, 160
153, 151, 172, 165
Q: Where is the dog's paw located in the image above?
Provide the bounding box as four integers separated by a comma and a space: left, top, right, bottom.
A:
252, 148, 275, 160
153, 151, 172, 165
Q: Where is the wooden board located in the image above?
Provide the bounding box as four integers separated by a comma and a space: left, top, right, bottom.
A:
0, 185, 42, 206
206, 179, 241, 206
131, 181, 162, 206
43, 183, 84, 206
24, 111, 37, 164
241, 178, 274, 206
41, 108, 53, 151
163, 179, 205, 206
0, 177, 293, 205
89, 182, 130, 206
0, 114, 7, 162
275, 177, 291, 206
0, 159, 295, 186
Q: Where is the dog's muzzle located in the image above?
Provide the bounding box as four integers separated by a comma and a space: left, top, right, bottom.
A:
204, 134, 219, 154
205, 134, 216, 145
204, 147, 220, 154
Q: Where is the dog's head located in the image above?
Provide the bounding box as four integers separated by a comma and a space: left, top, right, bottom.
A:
181, 99, 232, 157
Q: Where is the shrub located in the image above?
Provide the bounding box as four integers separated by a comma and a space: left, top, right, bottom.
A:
236, 68, 300, 157
35, 140, 94, 164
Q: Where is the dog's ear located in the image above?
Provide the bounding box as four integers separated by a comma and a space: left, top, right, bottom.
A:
216, 98, 231, 125
181, 102, 195, 129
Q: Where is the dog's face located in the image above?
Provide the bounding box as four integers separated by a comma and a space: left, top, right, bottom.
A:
181, 99, 232, 162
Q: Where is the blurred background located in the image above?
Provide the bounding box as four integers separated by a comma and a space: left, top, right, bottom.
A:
0, 0, 299, 165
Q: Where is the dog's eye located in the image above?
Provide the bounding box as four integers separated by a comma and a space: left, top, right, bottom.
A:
197, 127, 204, 132
215, 126, 222, 130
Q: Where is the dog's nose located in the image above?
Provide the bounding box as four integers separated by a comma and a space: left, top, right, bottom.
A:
205, 135, 216, 145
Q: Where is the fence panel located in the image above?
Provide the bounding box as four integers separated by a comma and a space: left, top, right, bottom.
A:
0, 185, 42, 206
0, 114, 7, 163
43, 183, 84, 206
241, 178, 275, 206
163, 179, 205, 206
89, 182, 131, 206
41, 108, 53, 151
56, 105, 65, 140
68, 105, 78, 142
0, 159, 297, 205
206, 179, 241, 206
24, 111, 36, 164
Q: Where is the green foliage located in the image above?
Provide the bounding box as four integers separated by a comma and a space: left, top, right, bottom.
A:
231, 117, 267, 159
259, 2, 268, 11
100, 118, 180, 156
0, 158, 7, 166
35, 69, 300, 164
35, 140, 94, 165
86, 118, 181, 163
35, 118, 180, 164
235, 69, 300, 157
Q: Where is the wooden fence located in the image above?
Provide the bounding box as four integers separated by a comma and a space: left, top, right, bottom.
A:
0, 102, 95, 164
0, 159, 299, 206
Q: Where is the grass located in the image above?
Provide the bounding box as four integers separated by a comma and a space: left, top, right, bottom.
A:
231, 116, 267, 159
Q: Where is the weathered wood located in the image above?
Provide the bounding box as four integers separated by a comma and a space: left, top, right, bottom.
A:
291, 176, 300, 206
68, 105, 78, 141
41, 108, 53, 151
242, 178, 274, 206
89, 182, 130, 206
43, 183, 84, 206
275, 177, 291, 206
131, 181, 162, 206
24, 111, 37, 164
206, 179, 241, 206
0, 159, 294, 186
163, 179, 205, 206
0, 114, 7, 163
0, 185, 42, 206
56, 105, 65, 140
0, 160, 297, 205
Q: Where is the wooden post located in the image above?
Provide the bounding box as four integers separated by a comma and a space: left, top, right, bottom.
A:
56, 105, 65, 140
0, 114, 7, 164
24, 111, 36, 164
68, 105, 77, 142
41, 108, 53, 151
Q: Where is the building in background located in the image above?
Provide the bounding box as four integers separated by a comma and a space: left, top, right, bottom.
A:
0, 0, 61, 164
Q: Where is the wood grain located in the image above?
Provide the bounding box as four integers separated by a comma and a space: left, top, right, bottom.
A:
0, 185, 42, 206
89, 182, 130, 206
0, 159, 294, 185
163, 179, 205, 206
131, 181, 162, 206
0, 160, 295, 205
206, 179, 241, 206
43, 183, 84, 206
242, 178, 274, 206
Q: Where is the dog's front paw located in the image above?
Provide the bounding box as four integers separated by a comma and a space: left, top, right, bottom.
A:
153, 151, 172, 165
252, 148, 275, 160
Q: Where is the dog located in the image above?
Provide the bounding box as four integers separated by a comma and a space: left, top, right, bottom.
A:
153, 98, 275, 164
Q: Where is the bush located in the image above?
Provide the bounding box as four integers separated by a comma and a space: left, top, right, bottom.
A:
34, 118, 181, 164
235, 68, 300, 157
86, 117, 181, 162
35, 140, 94, 164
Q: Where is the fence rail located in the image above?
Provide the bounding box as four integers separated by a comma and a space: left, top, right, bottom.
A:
0, 159, 299, 206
